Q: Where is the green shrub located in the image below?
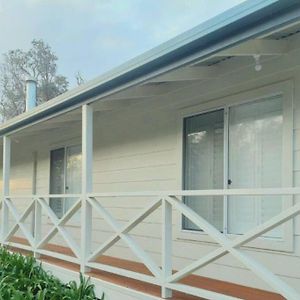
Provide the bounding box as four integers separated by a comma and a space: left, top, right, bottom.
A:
0, 248, 100, 300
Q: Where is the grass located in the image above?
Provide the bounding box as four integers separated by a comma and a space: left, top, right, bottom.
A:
0, 247, 100, 300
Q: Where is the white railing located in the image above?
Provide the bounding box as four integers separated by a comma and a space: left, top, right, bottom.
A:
1, 188, 300, 300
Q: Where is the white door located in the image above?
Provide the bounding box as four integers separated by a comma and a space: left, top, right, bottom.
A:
182, 94, 287, 238
49, 148, 65, 218
49, 145, 81, 218
65, 145, 82, 213
183, 109, 224, 231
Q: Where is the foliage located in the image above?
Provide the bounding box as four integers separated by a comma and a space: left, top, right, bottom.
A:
0, 248, 100, 300
0, 39, 69, 120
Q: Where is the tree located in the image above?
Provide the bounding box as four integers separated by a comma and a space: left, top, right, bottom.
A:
0, 39, 69, 120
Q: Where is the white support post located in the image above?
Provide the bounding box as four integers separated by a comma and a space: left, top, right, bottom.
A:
81, 104, 93, 273
1, 136, 11, 245
34, 198, 42, 258
161, 198, 172, 298
31, 151, 37, 238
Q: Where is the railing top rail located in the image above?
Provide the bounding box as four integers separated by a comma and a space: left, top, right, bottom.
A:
4, 188, 300, 199
88, 187, 300, 197
37, 194, 82, 198
4, 195, 35, 199
4, 194, 82, 199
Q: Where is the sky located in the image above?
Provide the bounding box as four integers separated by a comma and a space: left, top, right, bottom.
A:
0, 0, 245, 87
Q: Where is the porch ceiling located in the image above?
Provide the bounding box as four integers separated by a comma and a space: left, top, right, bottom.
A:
9, 108, 82, 141
89, 22, 300, 110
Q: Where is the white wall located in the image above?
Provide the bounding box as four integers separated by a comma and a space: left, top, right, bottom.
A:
5, 34, 300, 294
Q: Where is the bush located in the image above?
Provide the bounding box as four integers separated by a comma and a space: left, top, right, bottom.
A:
0, 248, 99, 300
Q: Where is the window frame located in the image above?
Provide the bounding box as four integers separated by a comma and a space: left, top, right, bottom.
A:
175, 80, 294, 252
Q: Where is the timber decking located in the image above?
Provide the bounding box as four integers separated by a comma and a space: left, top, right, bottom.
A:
8, 237, 284, 300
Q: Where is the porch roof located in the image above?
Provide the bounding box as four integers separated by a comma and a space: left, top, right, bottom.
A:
1, 0, 300, 136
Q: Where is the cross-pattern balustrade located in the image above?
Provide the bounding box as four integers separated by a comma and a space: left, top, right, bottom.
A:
1, 188, 300, 300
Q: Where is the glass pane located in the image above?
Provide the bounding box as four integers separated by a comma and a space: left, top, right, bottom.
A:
228, 96, 283, 238
65, 145, 82, 212
183, 110, 224, 231
49, 148, 65, 218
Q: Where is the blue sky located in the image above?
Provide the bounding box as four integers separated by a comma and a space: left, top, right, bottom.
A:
0, 0, 245, 87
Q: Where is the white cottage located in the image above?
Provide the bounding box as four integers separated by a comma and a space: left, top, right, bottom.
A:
1, 1, 300, 299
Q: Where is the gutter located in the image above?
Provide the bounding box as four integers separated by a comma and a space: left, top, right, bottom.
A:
1, 0, 300, 136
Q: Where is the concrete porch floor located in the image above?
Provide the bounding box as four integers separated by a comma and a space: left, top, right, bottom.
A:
8, 237, 284, 300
